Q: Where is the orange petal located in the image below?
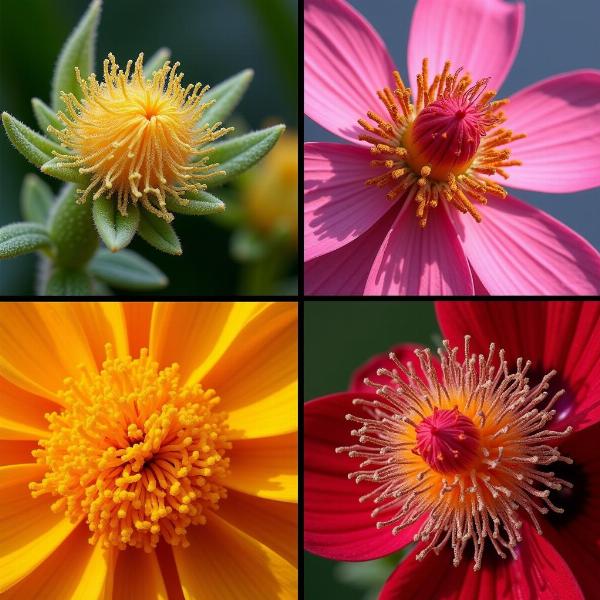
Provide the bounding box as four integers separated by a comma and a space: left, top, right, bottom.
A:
0, 440, 38, 466
122, 302, 154, 357
113, 547, 168, 600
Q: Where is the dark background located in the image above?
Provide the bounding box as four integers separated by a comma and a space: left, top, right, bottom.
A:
305, 0, 600, 252
0, 0, 298, 294
304, 301, 439, 599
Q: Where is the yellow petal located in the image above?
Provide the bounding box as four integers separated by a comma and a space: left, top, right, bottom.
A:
0, 440, 37, 466
174, 512, 297, 600
113, 548, 167, 600
149, 302, 267, 383
122, 302, 154, 356
227, 433, 297, 502
3, 524, 114, 600
218, 489, 297, 566
0, 375, 57, 440
0, 464, 77, 592
203, 303, 298, 439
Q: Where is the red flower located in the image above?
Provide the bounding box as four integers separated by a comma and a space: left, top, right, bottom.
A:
304, 301, 600, 599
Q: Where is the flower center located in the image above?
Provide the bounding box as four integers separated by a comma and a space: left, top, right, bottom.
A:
29, 345, 231, 552
358, 59, 525, 227
337, 337, 573, 571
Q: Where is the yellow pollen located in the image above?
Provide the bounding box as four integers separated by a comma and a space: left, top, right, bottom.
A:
337, 336, 573, 571
29, 345, 231, 552
358, 58, 525, 227
49, 52, 233, 222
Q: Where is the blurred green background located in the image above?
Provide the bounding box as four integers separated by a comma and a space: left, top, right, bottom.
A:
304, 301, 439, 599
0, 0, 298, 295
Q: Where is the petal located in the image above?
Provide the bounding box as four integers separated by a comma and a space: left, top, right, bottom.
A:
449, 194, 600, 295
217, 489, 297, 566
122, 302, 154, 357
0, 464, 77, 592
304, 0, 396, 143
226, 433, 297, 502
304, 143, 396, 261
304, 393, 424, 561
504, 71, 600, 193
113, 548, 167, 600
408, 0, 524, 91
202, 303, 297, 440
0, 440, 38, 466
173, 513, 297, 600
3, 525, 113, 600
365, 204, 474, 295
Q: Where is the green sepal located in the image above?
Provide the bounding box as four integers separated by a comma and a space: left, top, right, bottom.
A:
41, 157, 87, 185
21, 174, 55, 225
166, 190, 225, 216
89, 248, 168, 291
199, 69, 254, 129
49, 184, 98, 268
143, 47, 171, 77
45, 267, 92, 296
92, 197, 140, 252
138, 211, 182, 255
31, 98, 63, 142
205, 124, 285, 188
51, 0, 102, 110
0, 222, 52, 259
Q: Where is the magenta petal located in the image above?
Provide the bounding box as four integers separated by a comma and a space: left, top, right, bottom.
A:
304, 0, 397, 143
408, 0, 524, 91
504, 70, 600, 193
449, 194, 600, 295
304, 142, 396, 261
365, 204, 474, 295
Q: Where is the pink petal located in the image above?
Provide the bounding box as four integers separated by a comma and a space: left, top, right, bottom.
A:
448, 194, 600, 295
304, 0, 397, 143
304, 142, 396, 261
408, 0, 524, 92
365, 204, 474, 295
305, 196, 398, 296
503, 70, 600, 193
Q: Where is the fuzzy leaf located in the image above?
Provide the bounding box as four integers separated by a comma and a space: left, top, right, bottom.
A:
138, 211, 182, 255
89, 248, 168, 290
199, 69, 254, 128
51, 0, 102, 110
143, 47, 171, 77
45, 267, 92, 296
0, 222, 52, 259
92, 197, 140, 252
21, 174, 55, 225
166, 190, 225, 216
41, 157, 87, 185
31, 98, 64, 142
205, 125, 285, 188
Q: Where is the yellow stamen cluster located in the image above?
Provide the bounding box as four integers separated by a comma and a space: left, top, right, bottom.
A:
359, 59, 525, 227
50, 53, 232, 222
30, 345, 231, 552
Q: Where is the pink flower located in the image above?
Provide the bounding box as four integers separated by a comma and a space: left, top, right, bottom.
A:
304, 0, 600, 295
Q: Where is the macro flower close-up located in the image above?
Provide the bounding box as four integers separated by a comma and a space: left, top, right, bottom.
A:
304, 0, 600, 295
304, 301, 600, 599
0, 301, 298, 598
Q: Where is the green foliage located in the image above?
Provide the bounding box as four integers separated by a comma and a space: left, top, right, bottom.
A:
45, 267, 92, 295
2, 112, 56, 168
41, 157, 87, 185
20, 174, 54, 225
92, 197, 140, 252
199, 69, 254, 129
0, 222, 52, 259
138, 211, 182, 255
166, 190, 225, 216
31, 98, 64, 142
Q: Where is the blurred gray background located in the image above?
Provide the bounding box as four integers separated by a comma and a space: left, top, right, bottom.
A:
304, 0, 600, 250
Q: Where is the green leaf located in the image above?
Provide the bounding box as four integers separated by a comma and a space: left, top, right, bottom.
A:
143, 47, 171, 77
166, 190, 225, 216
89, 248, 168, 290
51, 0, 102, 110
204, 125, 285, 188
45, 267, 92, 296
92, 197, 139, 252
31, 98, 63, 141
20, 174, 55, 225
49, 184, 98, 268
2, 112, 63, 168
41, 157, 88, 185
0, 222, 52, 259
138, 211, 182, 255
198, 69, 254, 128
231, 228, 269, 262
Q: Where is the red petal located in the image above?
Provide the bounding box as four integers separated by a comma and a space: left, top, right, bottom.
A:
304, 393, 422, 560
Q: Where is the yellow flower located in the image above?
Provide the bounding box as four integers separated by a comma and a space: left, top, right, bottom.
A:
0, 302, 297, 599
51, 53, 232, 222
